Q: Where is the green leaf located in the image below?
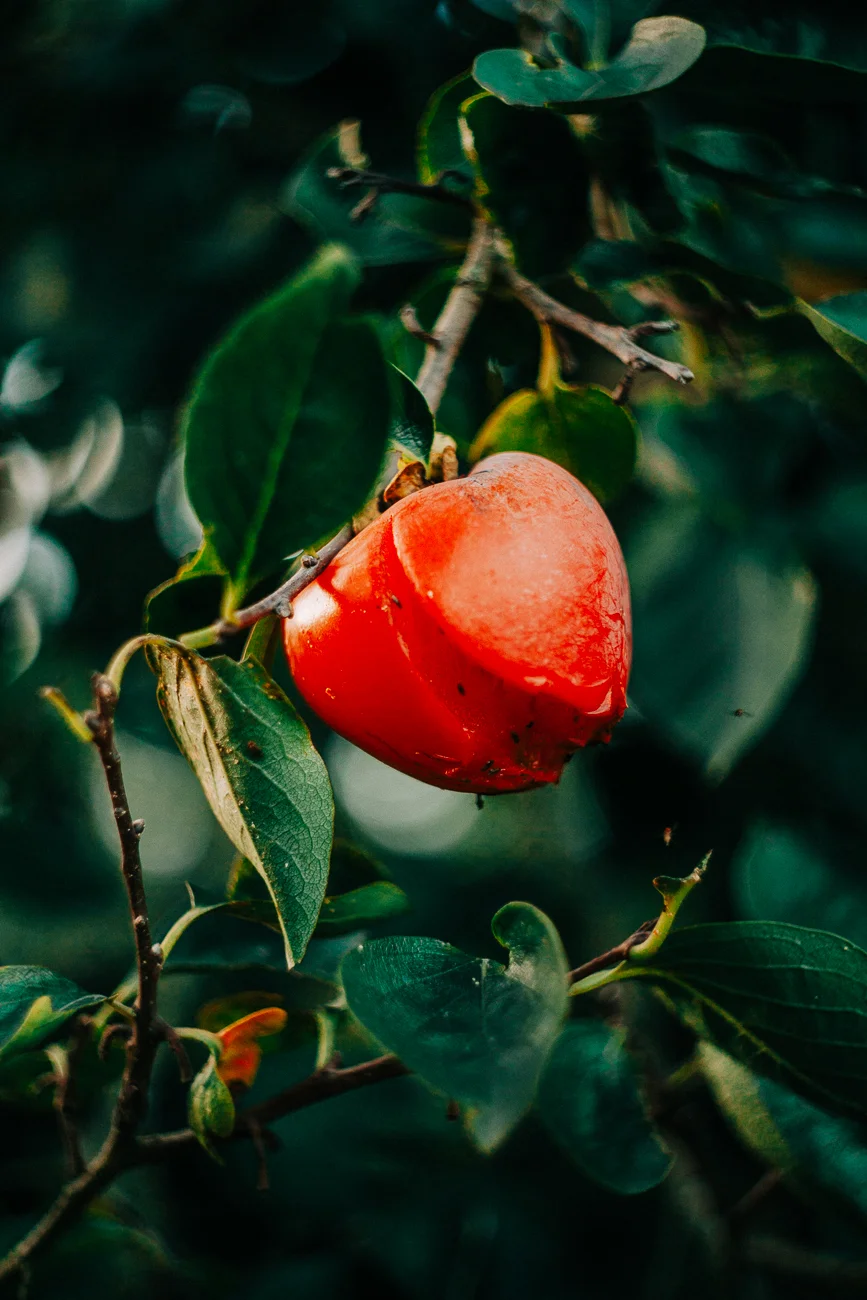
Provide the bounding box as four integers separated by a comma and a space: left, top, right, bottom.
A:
417, 72, 477, 186
472, 383, 637, 502
537, 1021, 672, 1194
702, 1043, 867, 1218
460, 93, 590, 278
0, 967, 104, 1065
800, 293, 867, 378
389, 367, 435, 463
626, 500, 816, 777
183, 244, 392, 601
676, 43, 867, 105
189, 1054, 236, 1157
626, 922, 867, 1120
342, 901, 568, 1151
152, 645, 334, 968
285, 130, 469, 267
144, 539, 226, 638
316, 882, 410, 937
473, 17, 705, 108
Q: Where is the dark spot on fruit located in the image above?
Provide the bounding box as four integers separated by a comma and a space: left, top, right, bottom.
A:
526, 720, 534, 729
246, 741, 263, 759
389, 593, 401, 607
457, 683, 466, 695
510, 732, 520, 744
481, 759, 501, 774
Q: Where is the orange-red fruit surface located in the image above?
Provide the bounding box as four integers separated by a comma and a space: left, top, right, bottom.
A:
283, 452, 631, 793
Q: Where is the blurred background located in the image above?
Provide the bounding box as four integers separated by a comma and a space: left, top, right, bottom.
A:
3, 1, 867, 1296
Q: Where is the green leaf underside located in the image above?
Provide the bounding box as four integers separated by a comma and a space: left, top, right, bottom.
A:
626, 922, 867, 1119
342, 902, 568, 1152
800, 293, 867, 377
183, 245, 392, 597
0, 967, 104, 1064
389, 367, 435, 463
153, 646, 333, 968
474, 384, 636, 502
702, 1044, 867, 1218
538, 1021, 672, 1194
473, 17, 706, 108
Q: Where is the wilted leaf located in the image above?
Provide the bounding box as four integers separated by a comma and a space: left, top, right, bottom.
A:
214, 1006, 288, 1089
538, 1021, 672, 1193
0, 967, 104, 1065
342, 902, 568, 1151
183, 244, 392, 602
473, 17, 705, 108
153, 645, 334, 968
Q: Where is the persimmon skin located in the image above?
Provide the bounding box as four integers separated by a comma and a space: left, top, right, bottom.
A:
283, 452, 631, 793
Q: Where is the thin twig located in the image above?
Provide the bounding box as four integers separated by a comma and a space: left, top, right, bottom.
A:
400, 303, 440, 347
135, 1055, 411, 1161
0, 675, 162, 1286
566, 919, 656, 986
498, 260, 694, 387
741, 1236, 867, 1290
182, 217, 496, 648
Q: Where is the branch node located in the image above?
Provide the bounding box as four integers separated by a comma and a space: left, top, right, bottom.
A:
399, 303, 440, 348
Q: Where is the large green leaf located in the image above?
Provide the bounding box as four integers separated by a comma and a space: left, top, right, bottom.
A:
538, 1021, 672, 1194
472, 383, 636, 502
473, 17, 705, 108
459, 92, 591, 277
153, 645, 334, 968
626, 500, 816, 777
341, 902, 568, 1151
0, 967, 104, 1065
626, 922, 867, 1120
800, 293, 867, 379
183, 244, 392, 603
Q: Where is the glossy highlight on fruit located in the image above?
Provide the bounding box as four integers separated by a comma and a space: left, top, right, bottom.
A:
283, 452, 631, 793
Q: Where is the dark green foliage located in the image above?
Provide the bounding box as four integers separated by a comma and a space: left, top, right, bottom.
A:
5, 1, 867, 1296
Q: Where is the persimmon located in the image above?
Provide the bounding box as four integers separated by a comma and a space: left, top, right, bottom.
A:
283, 452, 631, 794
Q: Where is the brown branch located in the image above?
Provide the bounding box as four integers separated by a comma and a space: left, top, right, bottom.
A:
415, 217, 495, 416
135, 1054, 410, 1163
566, 919, 656, 986
185, 217, 496, 646
0, 675, 162, 1286
498, 260, 694, 387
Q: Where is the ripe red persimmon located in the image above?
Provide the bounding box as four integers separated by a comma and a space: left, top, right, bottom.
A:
283, 452, 631, 794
